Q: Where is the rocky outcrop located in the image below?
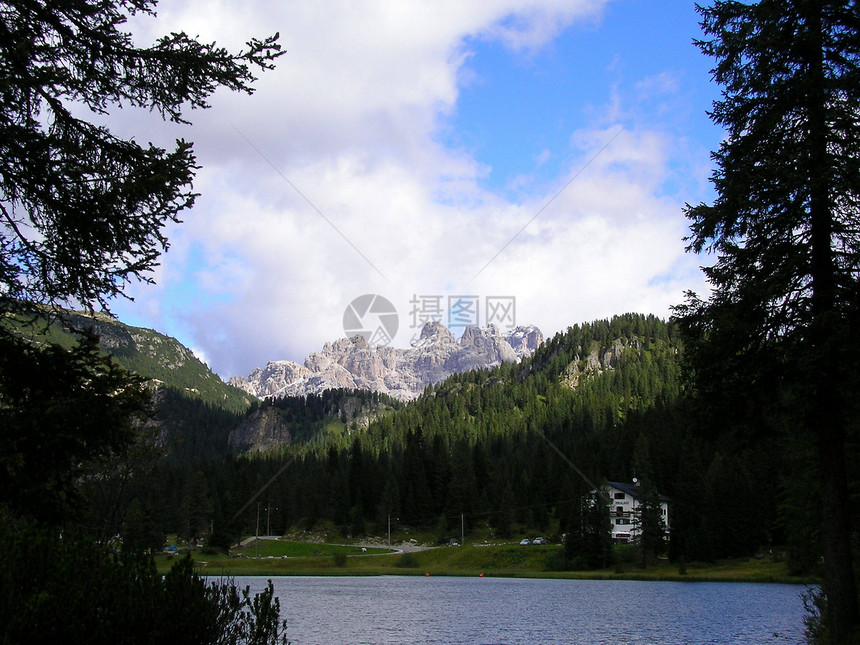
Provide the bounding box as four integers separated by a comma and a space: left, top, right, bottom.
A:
562, 336, 642, 388
506, 325, 543, 359
229, 407, 293, 453
230, 322, 543, 402
233, 360, 314, 398
228, 390, 395, 452
445, 324, 518, 373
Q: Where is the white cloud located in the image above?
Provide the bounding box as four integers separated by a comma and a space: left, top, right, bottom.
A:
111, 0, 712, 379
636, 71, 681, 96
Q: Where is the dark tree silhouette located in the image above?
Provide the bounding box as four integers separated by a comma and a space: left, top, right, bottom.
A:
0, 0, 281, 313
674, 2, 860, 641
0, 0, 281, 519
0, 2, 284, 642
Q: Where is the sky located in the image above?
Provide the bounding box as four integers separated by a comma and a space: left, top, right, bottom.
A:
107, 0, 724, 380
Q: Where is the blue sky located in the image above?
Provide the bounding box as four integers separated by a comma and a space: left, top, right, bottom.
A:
112, 0, 724, 379
444, 1, 719, 197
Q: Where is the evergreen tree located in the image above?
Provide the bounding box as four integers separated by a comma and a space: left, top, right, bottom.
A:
634, 482, 666, 568
0, 330, 152, 521
178, 470, 212, 544
0, 524, 289, 645
579, 492, 612, 570
123, 497, 164, 556
494, 482, 517, 539
675, 2, 860, 639
564, 485, 612, 571
631, 433, 653, 483
400, 430, 431, 524
0, 0, 281, 523
446, 438, 478, 530
0, 0, 281, 315
669, 438, 714, 563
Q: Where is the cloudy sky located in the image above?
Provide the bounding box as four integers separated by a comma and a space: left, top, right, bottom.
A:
109, 0, 723, 380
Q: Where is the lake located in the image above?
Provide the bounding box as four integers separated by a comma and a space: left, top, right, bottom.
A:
236, 576, 810, 644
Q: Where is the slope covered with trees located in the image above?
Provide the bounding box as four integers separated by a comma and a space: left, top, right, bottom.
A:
4, 309, 254, 413
674, 1, 860, 640
0, 0, 287, 642
120, 313, 786, 568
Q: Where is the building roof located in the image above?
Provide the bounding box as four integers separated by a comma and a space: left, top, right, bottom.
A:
607, 481, 671, 503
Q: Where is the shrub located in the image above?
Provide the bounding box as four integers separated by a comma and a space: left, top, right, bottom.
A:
0, 524, 289, 645
802, 587, 827, 645
332, 552, 348, 567
395, 553, 419, 568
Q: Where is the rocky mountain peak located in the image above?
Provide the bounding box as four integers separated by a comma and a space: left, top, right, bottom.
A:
231, 321, 543, 401
506, 325, 544, 359
416, 320, 456, 345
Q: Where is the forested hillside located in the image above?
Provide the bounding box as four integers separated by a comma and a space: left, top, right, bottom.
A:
118, 313, 788, 566
4, 310, 257, 463
4, 310, 254, 413
230, 389, 402, 452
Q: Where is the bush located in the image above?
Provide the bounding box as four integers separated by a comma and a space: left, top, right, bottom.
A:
0, 524, 289, 645
802, 587, 827, 645
395, 553, 419, 568
332, 552, 348, 567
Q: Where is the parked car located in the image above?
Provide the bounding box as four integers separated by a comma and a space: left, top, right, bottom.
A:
519, 538, 531, 546
532, 537, 548, 545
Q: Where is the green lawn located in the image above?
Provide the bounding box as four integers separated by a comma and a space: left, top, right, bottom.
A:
156, 541, 817, 584
233, 539, 390, 558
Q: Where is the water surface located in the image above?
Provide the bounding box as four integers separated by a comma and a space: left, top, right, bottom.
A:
238, 576, 808, 645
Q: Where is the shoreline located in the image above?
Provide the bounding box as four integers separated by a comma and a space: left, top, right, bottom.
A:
157, 541, 818, 586
196, 568, 817, 585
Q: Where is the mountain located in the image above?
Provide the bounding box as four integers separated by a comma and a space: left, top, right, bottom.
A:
6, 310, 254, 414
104, 312, 784, 566
151, 314, 704, 543
229, 322, 544, 401
228, 388, 402, 453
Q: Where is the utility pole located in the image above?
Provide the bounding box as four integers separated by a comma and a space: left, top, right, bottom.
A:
461, 513, 464, 547
255, 502, 260, 559
388, 514, 398, 547
266, 505, 271, 537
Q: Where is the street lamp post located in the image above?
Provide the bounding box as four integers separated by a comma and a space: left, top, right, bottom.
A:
255, 502, 260, 559
388, 514, 398, 547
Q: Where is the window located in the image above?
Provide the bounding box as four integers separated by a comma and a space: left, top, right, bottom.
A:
616, 507, 624, 515
614, 492, 626, 500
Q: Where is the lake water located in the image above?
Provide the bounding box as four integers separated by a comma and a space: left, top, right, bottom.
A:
236, 576, 809, 644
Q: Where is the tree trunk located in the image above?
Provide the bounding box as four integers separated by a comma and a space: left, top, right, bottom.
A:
806, 4, 859, 641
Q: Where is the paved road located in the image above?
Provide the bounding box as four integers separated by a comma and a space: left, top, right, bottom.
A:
238, 536, 433, 554
353, 541, 431, 554
237, 535, 281, 547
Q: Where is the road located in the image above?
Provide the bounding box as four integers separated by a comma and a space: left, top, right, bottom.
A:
238, 535, 433, 554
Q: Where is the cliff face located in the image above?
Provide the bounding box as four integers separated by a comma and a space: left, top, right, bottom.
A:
229, 406, 294, 453
227, 389, 399, 453
229, 322, 543, 401
561, 336, 642, 388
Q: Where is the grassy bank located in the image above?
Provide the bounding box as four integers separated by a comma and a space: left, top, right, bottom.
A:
155, 540, 817, 584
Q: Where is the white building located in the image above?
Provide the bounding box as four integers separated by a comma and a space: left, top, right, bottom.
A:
601, 480, 670, 544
